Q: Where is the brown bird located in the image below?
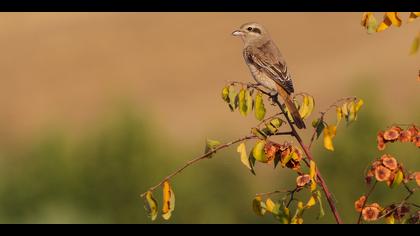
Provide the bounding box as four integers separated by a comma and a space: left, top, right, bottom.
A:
232, 22, 306, 129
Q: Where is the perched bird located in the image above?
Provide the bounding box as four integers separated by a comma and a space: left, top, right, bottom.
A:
232, 22, 306, 129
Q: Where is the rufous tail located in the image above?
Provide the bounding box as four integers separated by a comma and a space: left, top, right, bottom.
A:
276, 85, 306, 129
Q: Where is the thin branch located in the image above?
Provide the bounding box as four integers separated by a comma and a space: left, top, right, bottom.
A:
140, 135, 257, 198
228, 81, 272, 97
357, 181, 378, 224
376, 187, 417, 221
308, 96, 357, 149
271, 95, 343, 224
256, 189, 291, 198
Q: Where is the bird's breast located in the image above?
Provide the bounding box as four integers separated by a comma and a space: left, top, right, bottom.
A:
247, 64, 278, 93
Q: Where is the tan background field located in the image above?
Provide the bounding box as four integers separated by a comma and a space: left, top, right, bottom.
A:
0, 13, 418, 223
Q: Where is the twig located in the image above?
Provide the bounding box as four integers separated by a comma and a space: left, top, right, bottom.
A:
256, 189, 291, 197
357, 181, 378, 224
271, 95, 343, 224
228, 81, 272, 97
140, 135, 257, 198
308, 96, 357, 149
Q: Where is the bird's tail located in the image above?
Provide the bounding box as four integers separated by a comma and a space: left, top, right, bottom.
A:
276, 85, 306, 129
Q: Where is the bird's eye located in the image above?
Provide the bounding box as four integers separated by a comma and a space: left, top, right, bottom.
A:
247, 27, 253, 31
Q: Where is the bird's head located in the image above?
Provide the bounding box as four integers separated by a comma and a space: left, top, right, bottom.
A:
232, 22, 270, 45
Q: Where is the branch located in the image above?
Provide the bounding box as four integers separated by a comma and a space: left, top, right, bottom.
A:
256, 189, 291, 197
271, 95, 344, 224
357, 181, 378, 224
308, 96, 357, 149
140, 135, 256, 198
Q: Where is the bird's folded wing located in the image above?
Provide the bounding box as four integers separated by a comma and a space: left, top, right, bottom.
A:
245, 45, 294, 94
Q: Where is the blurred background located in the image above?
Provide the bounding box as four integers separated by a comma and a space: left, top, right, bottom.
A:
0, 13, 418, 224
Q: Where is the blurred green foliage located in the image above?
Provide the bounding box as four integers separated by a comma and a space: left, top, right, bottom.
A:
0, 90, 418, 224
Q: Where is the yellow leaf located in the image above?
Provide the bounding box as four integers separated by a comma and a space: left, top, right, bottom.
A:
254, 92, 266, 121
298, 95, 309, 119
310, 160, 317, 191
305, 196, 317, 209
238, 88, 247, 116
252, 140, 268, 163
391, 170, 404, 189
377, 12, 401, 32
237, 142, 251, 170
408, 12, 420, 23
252, 196, 266, 216
341, 102, 349, 119
221, 86, 229, 102
144, 191, 158, 221
347, 101, 356, 123
355, 99, 364, 112
265, 198, 276, 213
386, 12, 402, 27
323, 125, 337, 151
410, 33, 420, 55
385, 215, 395, 224
162, 181, 175, 220
336, 107, 342, 125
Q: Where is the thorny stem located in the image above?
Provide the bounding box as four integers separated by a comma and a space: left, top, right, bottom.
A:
271, 95, 344, 224
357, 181, 378, 224
140, 135, 256, 198
140, 131, 293, 198
308, 96, 357, 150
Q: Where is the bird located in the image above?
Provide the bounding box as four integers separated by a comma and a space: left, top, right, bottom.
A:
232, 22, 306, 129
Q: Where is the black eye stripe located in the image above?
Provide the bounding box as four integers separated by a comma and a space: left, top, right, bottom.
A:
252, 28, 261, 34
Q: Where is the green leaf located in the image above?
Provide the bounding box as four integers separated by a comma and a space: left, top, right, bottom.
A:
246, 89, 253, 114
228, 86, 238, 112
269, 118, 283, 129
252, 140, 268, 163
251, 127, 267, 140
237, 142, 252, 170
391, 170, 403, 188
276, 202, 290, 224
205, 139, 221, 158
252, 196, 266, 216
238, 88, 248, 116
313, 118, 325, 139
144, 191, 158, 221
265, 123, 278, 134
315, 190, 325, 219
221, 86, 229, 102
248, 152, 257, 175
254, 92, 266, 121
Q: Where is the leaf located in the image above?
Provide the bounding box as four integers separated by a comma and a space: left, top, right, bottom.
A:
221, 86, 229, 103
305, 196, 317, 209
162, 181, 175, 220
246, 89, 253, 114
281, 151, 293, 167
254, 92, 266, 121
248, 152, 257, 175
251, 127, 267, 140
341, 102, 349, 119
347, 101, 356, 124
237, 142, 252, 170
270, 118, 284, 129
228, 86, 238, 111
361, 12, 378, 34
385, 215, 395, 224
144, 191, 158, 221
310, 160, 317, 191
298, 95, 315, 119
265, 123, 278, 134
386, 12, 402, 27
265, 198, 279, 215
336, 107, 342, 125
315, 190, 325, 219
205, 139, 221, 158
410, 33, 420, 55
313, 118, 325, 139
323, 125, 337, 151
408, 12, 420, 23
291, 201, 305, 224
355, 99, 364, 113
252, 140, 268, 163
238, 88, 248, 116
252, 196, 266, 216
391, 170, 403, 188
377, 12, 401, 32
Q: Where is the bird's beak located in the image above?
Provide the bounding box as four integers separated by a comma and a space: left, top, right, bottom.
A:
232, 30, 245, 37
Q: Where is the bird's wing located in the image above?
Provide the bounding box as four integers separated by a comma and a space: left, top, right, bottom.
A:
244, 41, 294, 94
